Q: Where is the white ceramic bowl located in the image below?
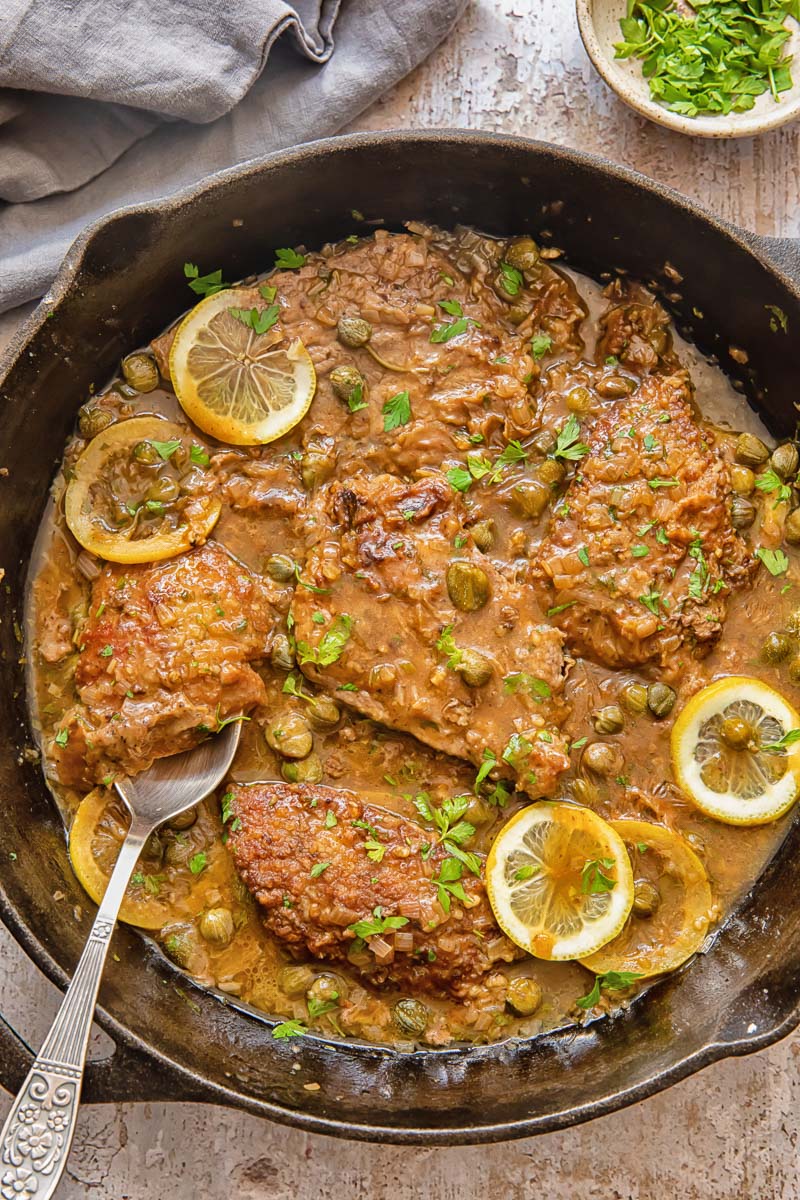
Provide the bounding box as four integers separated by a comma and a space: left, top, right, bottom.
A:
576, 0, 800, 138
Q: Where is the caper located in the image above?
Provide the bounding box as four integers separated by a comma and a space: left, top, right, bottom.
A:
788, 657, 800, 687
537, 459, 566, 487
265, 712, 313, 759
392, 997, 429, 1039
505, 237, 540, 274
632, 879, 660, 918
329, 364, 365, 405
168, 805, 198, 831
300, 441, 336, 489
147, 475, 180, 503
595, 375, 636, 399
784, 609, 800, 636
730, 495, 756, 530
511, 479, 550, 519
78, 404, 113, 440
143, 831, 164, 866
369, 663, 397, 691
308, 972, 347, 1006
761, 631, 794, 665
507, 303, 530, 326
771, 442, 799, 480
470, 519, 495, 552
456, 648, 493, 688
784, 509, 800, 545
593, 705, 624, 735
619, 681, 648, 716
199, 906, 234, 948
279, 963, 316, 997
281, 752, 323, 784
337, 315, 372, 348
307, 694, 341, 731
719, 715, 753, 750
734, 432, 769, 468
566, 385, 593, 415
162, 924, 198, 970
730, 465, 755, 495
265, 553, 296, 583
270, 632, 295, 672
446, 561, 490, 612
121, 351, 159, 393
132, 439, 161, 465
647, 682, 676, 720
506, 976, 543, 1017
582, 741, 623, 777
572, 777, 599, 806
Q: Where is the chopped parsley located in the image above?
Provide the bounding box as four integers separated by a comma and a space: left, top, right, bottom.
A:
190, 444, 210, 467
552, 415, 590, 462
188, 851, 207, 875
274, 247, 306, 269
297, 614, 353, 667
54, 728, 69, 748
310, 861, 331, 878
434, 856, 469, 913
577, 546, 590, 567
413, 793, 480, 875
499, 262, 523, 296
531, 334, 553, 360
766, 303, 789, 334
435, 624, 463, 670
228, 304, 280, 335
639, 587, 662, 615
348, 906, 409, 939
438, 299, 463, 317
756, 546, 790, 576
150, 438, 181, 460
631, 545, 649, 558
382, 390, 412, 432
576, 970, 642, 1010
547, 600, 578, 616
762, 728, 800, 753
648, 477, 679, 489
430, 315, 474, 344
99, 644, 114, 658
502, 673, 551, 701
446, 465, 473, 493
756, 468, 792, 505
581, 857, 616, 895
514, 864, 538, 881
184, 263, 228, 297
272, 1019, 307, 1039
614, 1, 797, 119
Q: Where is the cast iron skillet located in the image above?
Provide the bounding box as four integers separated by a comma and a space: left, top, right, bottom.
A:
2, 131, 800, 1145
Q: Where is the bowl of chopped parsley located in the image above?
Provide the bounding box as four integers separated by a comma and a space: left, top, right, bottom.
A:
576, 0, 800, 137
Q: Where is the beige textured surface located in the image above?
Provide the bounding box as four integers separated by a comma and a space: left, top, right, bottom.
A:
3, 1, 800, 1195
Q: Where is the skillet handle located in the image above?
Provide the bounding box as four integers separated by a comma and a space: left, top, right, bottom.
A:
0, 1009, 216, 1107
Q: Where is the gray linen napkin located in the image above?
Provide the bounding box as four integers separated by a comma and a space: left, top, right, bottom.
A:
0, 0, 466, 319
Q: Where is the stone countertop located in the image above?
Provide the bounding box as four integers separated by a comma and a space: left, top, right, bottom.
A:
2, 1, 800, 1195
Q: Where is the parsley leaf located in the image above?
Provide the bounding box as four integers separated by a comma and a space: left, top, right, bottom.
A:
382, 390, 412, 432
762, 727, 800, 753
229, 304, 280, 335
438, 299, 463, 317
756, 468, 793, 505
552, 415, 590, 462
576, 970, 642, 1010
581, 857, 616, 895
184, 263, 228, 297
499, 262, 523, 296
436, 624, 464, 670
446, 465, 473, 493
756, 546, 790, 576
431, 316, 473, 343
531, 334, 553, 360
297, 614, 353, 667
272, 1019, 308, 1039
434, 856, 469, 913
310, 861, 330, 878
190, 444, 210, 467
54, 728, 69, 748
188, 851, 207, 875
149, 438, 181, 460
766, 304, 789, 334
502, 673, 551, 701
274, 248, 306, 269
348, 906, 409, 939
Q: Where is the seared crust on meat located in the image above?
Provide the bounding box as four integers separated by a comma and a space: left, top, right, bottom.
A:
51, 543, 282, 786
291, 472, 571, 796
227, 782, 521, 998
533, 372, 753, 673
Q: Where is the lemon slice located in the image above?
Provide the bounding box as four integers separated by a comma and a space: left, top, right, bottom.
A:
580, 820, 714, 978
485, 802, 634, 960
69, 789, 171, 928
671, 676, 800, 825
169, 287, 316, 445
65, 415, 221, 563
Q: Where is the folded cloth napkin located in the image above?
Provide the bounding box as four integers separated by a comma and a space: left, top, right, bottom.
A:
0, 0, 466, 319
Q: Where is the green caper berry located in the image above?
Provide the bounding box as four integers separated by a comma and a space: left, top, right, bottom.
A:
593, 705, 624, 735
270, 633, 296, 672
392, 997, 429, 1038
279, 963, 316, 997
78, 405, 113, 440
132, 440, 161, 465
307, 695, 341, 731
506, 976, 543, 1017
632, 879, 660, 918
265, 553, 296, 583
337, 316, 372, 348
647, 682, 676, 720
456, 648, 493, 688
121, 351, 159, 393
734, 432, 769, 468
199, 907, 234, 947
281, 752, 323, 784
329, 364, 365, 404
265, 712, 313, 759
446, 561, 490, 612
761, 631, 794, 665
619, 682, 648, 716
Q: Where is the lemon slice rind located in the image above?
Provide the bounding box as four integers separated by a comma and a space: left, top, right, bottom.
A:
486, 802, 634, 961
169, 288, 316, 446
671, 676, 800, 826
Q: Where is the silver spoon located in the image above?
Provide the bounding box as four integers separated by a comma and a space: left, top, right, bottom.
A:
0, 721, 242, 1200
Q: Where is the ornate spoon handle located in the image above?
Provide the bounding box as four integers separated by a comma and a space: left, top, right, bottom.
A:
0, 815, 151, 1200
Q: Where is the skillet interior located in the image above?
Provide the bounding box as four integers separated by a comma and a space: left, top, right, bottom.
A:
2, 131, 800, 1143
